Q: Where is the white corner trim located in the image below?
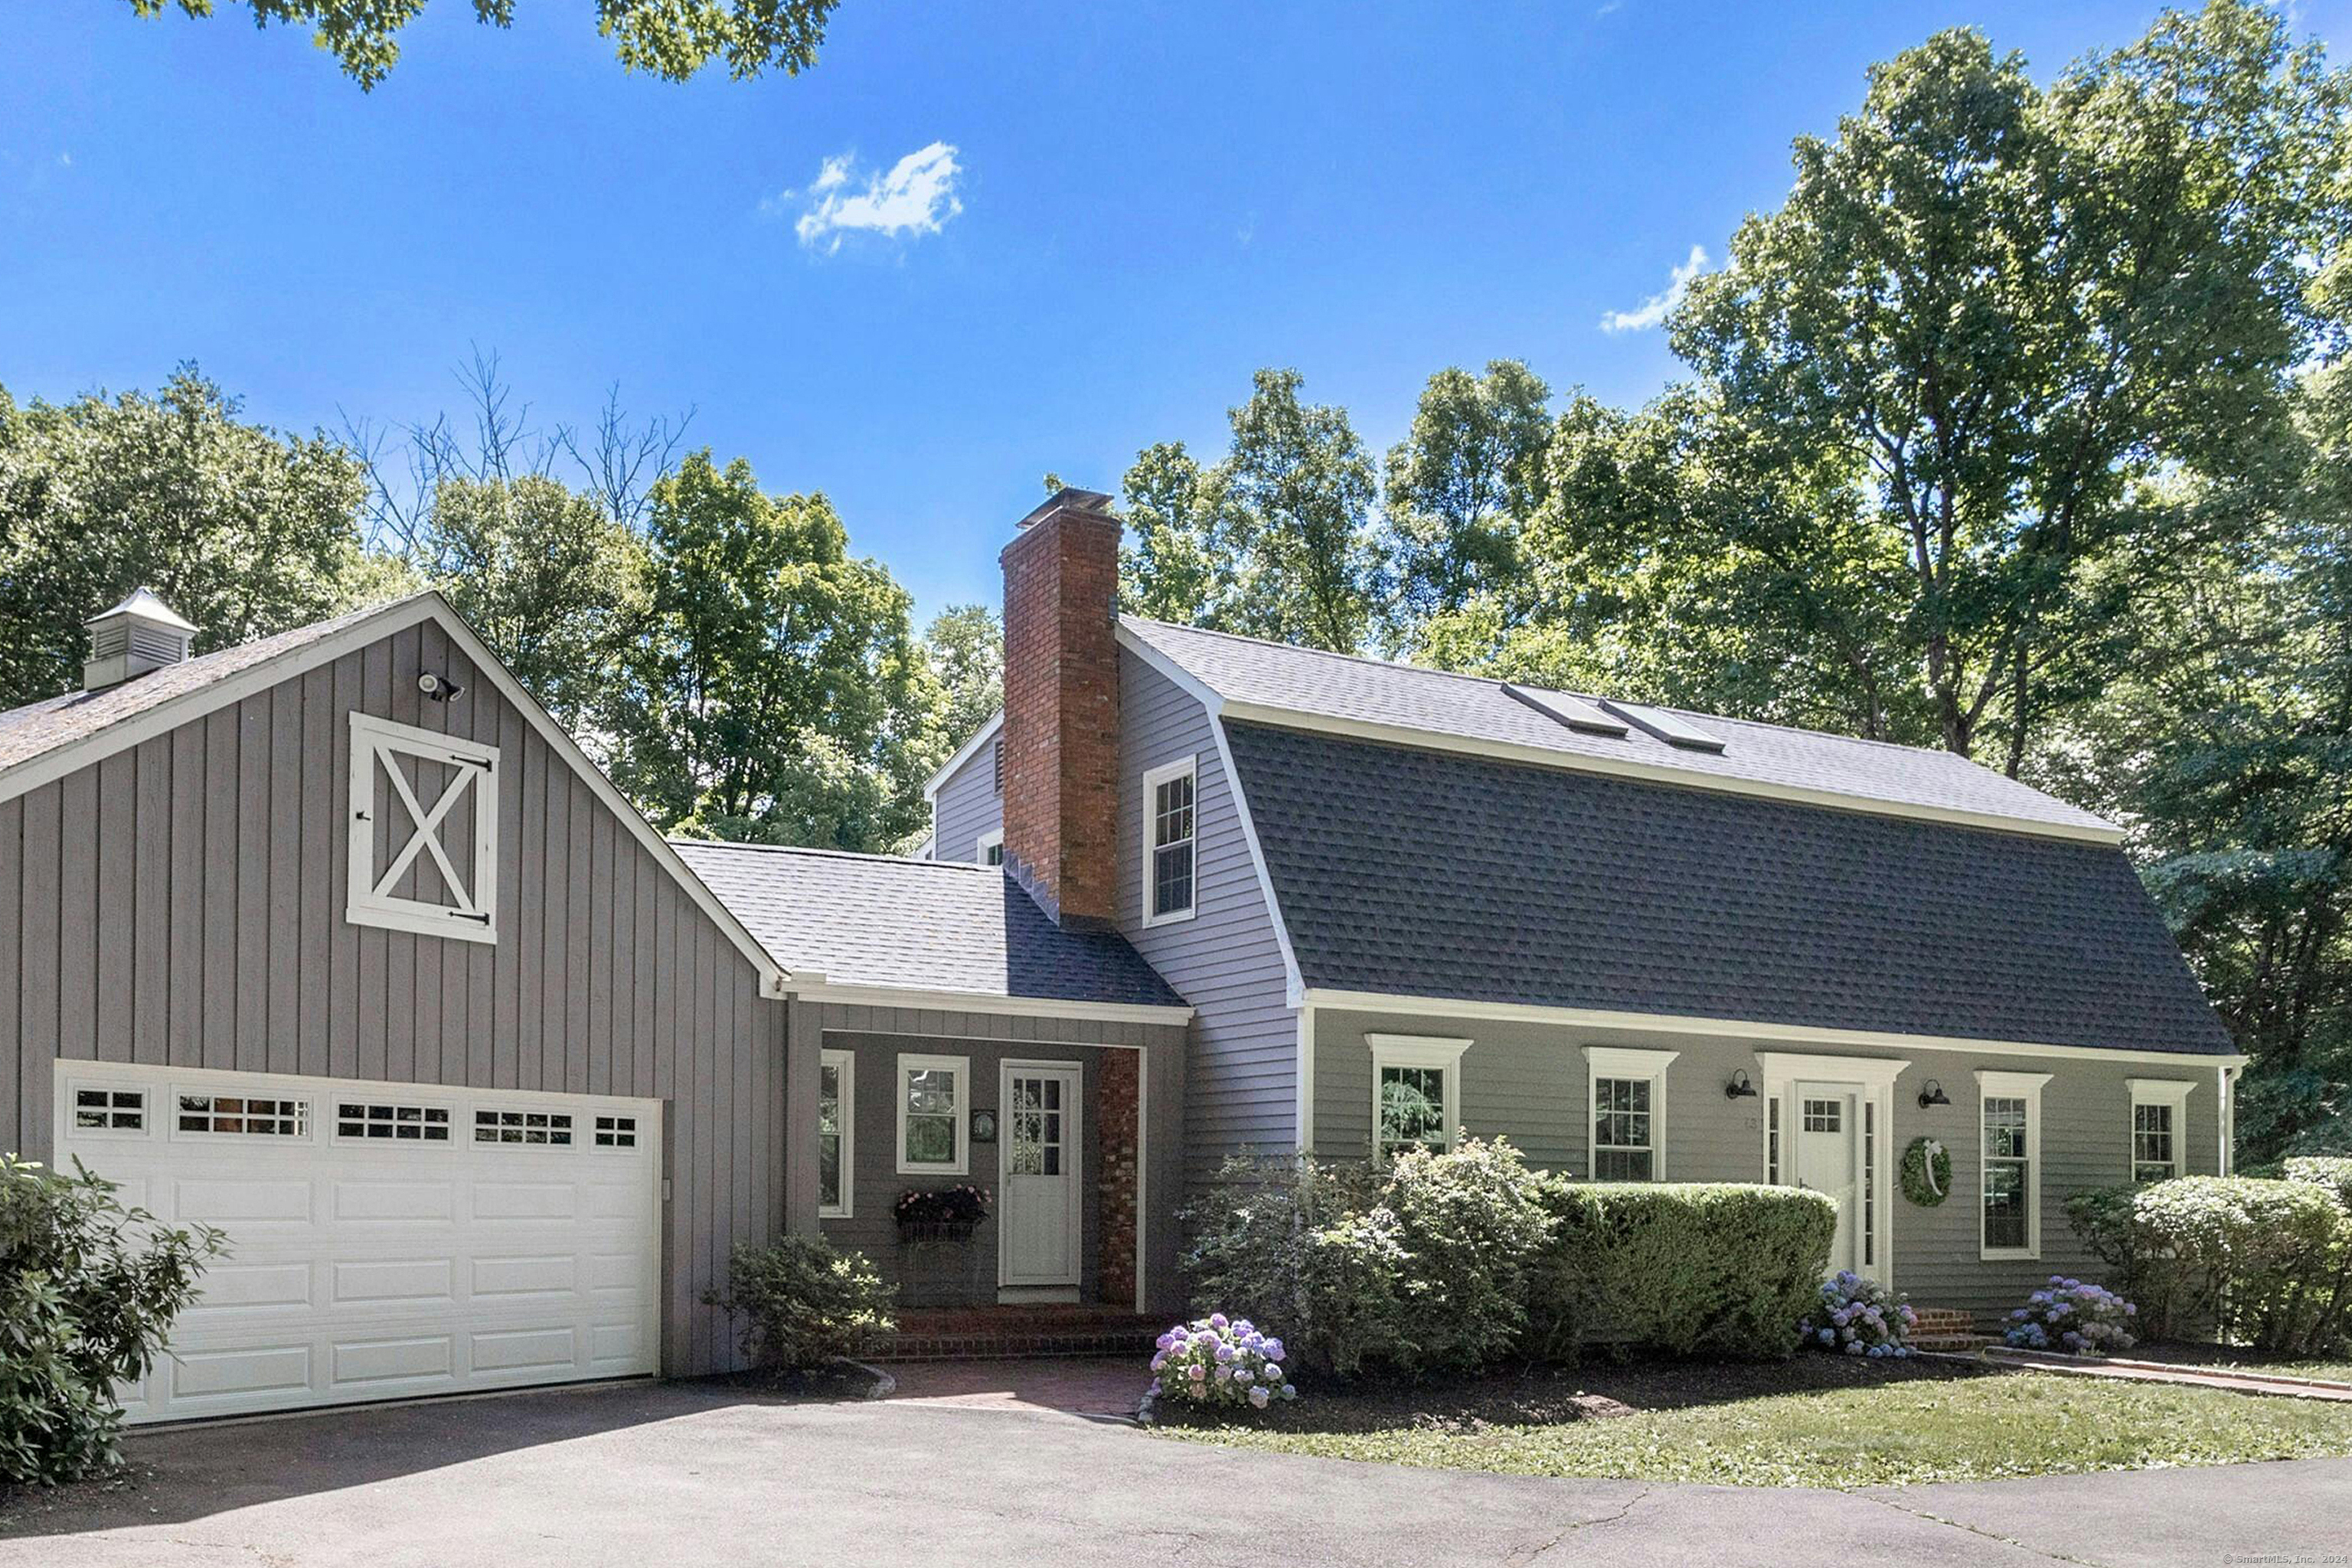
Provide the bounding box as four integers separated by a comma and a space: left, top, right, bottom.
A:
1139, 753, 1200, 929
923, 710, 1002, 803
818, 1047, 855, 1220
1208, 695, 2125, 845
789, 980, 1193, 1027
895, 1051, 970, 1177
1297, 988, 2248, 1069
1754, 1051, 1910, 1091
1295, 1004, 1316, 1152
1116, 625, 1308, 1001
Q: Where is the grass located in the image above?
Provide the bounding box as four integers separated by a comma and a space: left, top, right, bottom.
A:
1153, 1364, 2352, 1488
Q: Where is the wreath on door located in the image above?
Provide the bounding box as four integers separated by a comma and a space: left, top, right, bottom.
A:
1900, 1137, 1952, 1207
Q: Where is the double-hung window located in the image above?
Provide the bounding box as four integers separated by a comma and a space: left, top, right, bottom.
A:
897, 1054, 968, 1175
1978, 1070, 2051, 1258
1142, 756, 1197, 926
2128, 1079, 2194, 1185
820, 1048, 855, 1217
1585, 1047, 1678, 1181
1368, 1034, 1469, 1158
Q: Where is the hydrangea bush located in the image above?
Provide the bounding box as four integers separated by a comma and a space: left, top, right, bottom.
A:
2003, 1276, 2137, 1354
1798, 1270, 1916, 1357
1150, 1314, 1298, 1413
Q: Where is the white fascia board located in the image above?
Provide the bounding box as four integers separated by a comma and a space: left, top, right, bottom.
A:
1208, 698, 2125, 847
1114, 624, 1308, 1004
1298, 988, 2249, 1069
0, 591, 792, 998
923, 711, 1002, 803
789, 980, 1193, 1027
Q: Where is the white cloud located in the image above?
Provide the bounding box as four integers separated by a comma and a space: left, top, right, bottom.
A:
776, 142, 965, 253
1599, 243, 1708, 333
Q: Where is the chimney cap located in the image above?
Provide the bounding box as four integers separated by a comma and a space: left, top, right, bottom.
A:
87, 587, 200, 634
1016, 487, 1118, 529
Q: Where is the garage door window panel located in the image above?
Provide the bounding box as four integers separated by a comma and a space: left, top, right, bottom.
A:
177, 1094, 309, 1138
474, 1109, 576, 1147
335, 1102, 452, 1143
72, 1086, 147, 1135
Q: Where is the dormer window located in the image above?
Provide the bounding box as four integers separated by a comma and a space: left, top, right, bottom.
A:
348, 712, 499, 943
1142, 756, 1197, 926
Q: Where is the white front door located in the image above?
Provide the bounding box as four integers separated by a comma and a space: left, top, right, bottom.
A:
998, 1063, 1083, 1290
57, 1060, 661, 1424
1795, 1082, 1861, 1275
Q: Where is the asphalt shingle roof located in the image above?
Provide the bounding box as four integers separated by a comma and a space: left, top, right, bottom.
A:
1225, 720, 2231, 1055
670, 841, 1184, 1011
0, 596, 420, 775
1124, 616, 2117, 838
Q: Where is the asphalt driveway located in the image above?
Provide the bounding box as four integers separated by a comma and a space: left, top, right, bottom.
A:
3, 1378, 2348, 1567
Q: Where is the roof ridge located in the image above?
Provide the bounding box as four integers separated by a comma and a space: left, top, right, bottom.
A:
667, 838, 996, 872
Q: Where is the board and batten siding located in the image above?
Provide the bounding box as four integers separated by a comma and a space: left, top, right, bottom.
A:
0, 616, 784, 1376
931, 724, 1002, 864
1117, 656, 1296, 1189
1312, 1005, 2226, 1318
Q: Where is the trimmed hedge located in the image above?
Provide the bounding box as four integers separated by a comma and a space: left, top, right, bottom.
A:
1530, 1182, 1838, 1361
2069, 1174, 2348, 1351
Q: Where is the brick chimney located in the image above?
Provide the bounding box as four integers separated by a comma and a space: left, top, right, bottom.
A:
1000, 487, 1122, 930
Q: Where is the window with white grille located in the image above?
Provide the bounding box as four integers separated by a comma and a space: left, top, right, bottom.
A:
593, 1115, 638, 1149
178, 1094, 308, 1137
73, 1086, 145, 1133
475, 1109, 573, 1146
335, 1102, 452, 1142
348, 711, 498, 944
1142, 756, 1197, 926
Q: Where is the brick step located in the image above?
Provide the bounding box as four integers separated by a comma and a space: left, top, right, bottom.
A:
1912, 1334, 1991, 1352
874, 1328, 1158, 1362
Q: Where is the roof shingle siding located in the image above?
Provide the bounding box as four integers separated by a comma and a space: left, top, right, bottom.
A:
671, 842, 1182, 1009
1225, 720, 2233, 1056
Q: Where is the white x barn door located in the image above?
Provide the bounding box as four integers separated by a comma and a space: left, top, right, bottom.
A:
348, 711, 500, 943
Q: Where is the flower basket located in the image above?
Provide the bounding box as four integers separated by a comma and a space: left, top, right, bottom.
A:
893, 1184, 990, 1245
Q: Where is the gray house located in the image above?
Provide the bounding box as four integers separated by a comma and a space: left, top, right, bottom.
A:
0, 488, 2239, 1424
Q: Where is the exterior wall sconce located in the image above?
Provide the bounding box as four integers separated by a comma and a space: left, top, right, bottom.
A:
1724, 1070, 1759, 1099
1917, 1079, 1952, 1109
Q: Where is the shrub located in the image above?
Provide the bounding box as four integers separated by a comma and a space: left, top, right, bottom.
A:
1530, 1183, 1838, 1361
1, 1155, 225, 1485
1150, 1313, 1297, 1413
1181, 1138, 1553, 1377
1798, 1269, 1916, 1357
2003, 1276, 2137, 1354
2081, 1176, 2347, 1351
701, 1236, 897, 1373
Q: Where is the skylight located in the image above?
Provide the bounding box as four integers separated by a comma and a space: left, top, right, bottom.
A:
1602, 701, 1726, 753
1503, 684, 1630, 737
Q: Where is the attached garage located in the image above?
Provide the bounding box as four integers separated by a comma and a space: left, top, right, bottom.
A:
57, 1063, 662, 1423
2, 591, 802, 1419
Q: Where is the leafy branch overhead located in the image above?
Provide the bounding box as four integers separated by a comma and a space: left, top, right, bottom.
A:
122, 0, 838, 89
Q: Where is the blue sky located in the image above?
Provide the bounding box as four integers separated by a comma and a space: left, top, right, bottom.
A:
4, 1, 2345, 620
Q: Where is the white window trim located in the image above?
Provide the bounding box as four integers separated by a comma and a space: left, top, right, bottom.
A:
1367, 1034, 1470, 1156
2127, 1077, 2196, 1184
1584, 1046, 1681, 1181
66, 1081, 152, 1141
330, 1096, 458, 1145
1978, 1069, 2052, 1261
1753, 1053, 1907, 1285
896, 1052, 969, 1176
975, 828, 1004, 867
820, 1047, 856, 1218
1140, 754, 1200, 928
470, 1105, 580, 1150
168, 1087, 317, 1145
347, 710, 499, 945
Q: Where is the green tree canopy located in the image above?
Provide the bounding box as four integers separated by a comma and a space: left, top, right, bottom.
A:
0, 367, 397, 710
123, 0, 838, 90
611, 451, 937, 851
921, 603, 1002, 756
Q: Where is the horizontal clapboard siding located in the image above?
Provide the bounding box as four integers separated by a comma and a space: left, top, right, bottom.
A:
0, 616, 783, 1376
932, 727, 1002, 864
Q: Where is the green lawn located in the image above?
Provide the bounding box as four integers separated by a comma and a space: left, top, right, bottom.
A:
1154, 1368, 2352, 1488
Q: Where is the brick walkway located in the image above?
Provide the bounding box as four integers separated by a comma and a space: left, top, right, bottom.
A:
1987, 1348, 2352, 1401
881, 1355, 1149, 1418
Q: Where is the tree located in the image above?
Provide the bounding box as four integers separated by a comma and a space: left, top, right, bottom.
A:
1379, 360, 1553, 656
121, 0, 838, 91
922, 603, 1001, 754
610, 451, 937, 851
1118, 371, 1381, 652
0, 366, 397, 710
412, 475, 645, 742
1656, 0, 2348, 771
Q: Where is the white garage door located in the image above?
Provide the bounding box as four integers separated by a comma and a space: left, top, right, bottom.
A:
55, 1061, 662, 1425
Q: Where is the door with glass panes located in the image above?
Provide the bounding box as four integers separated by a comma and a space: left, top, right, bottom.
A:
998, 1063, 1082, 1289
